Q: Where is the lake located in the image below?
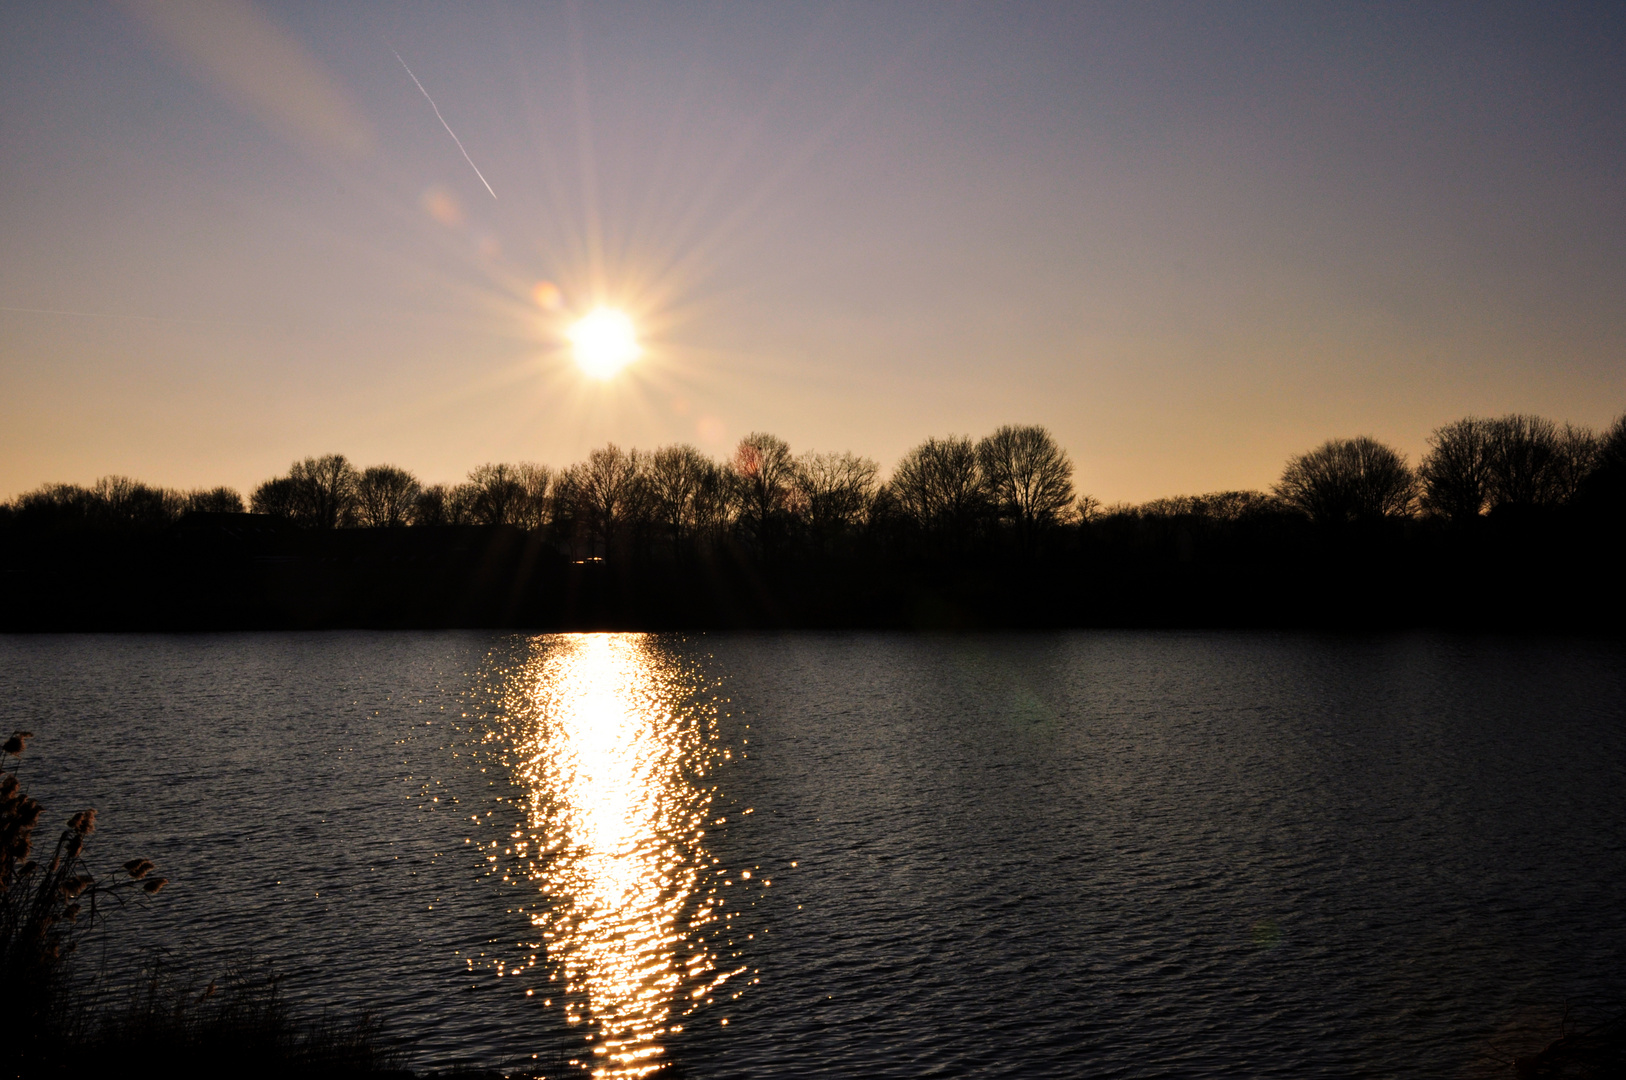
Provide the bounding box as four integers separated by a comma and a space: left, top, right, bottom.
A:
3, 631, 1624, 1077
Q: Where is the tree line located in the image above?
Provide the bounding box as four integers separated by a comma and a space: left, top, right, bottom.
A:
4, 412, 1624, 553
0, 425, 1081, 561
4, 411, 1623, 630
1269, 415, 1616, 524
242, 426, 1076, 558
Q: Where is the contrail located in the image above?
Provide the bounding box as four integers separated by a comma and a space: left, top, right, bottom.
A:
393, 49, 496, 199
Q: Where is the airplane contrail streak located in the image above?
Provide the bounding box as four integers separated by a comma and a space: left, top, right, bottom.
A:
393, 49, 496, 199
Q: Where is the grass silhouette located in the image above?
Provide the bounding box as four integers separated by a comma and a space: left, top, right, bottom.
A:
0, 731, 422, 1078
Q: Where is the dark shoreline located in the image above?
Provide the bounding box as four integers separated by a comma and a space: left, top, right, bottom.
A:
4, 509, 1620, 635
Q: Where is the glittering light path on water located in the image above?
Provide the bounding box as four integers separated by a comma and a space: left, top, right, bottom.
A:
505, 635, 737, 1077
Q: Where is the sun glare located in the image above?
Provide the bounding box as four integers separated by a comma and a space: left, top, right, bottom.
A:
569, 308, 641, 378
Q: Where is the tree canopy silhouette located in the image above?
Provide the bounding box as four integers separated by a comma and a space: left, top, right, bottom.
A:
645, 444, 716, 553
889, 435, 984, 538
793, 450, 879, 547
253, 455, 358, 528
184, 487, 245, 514
976, 424, 1074, 552
466, 463, 529, 527
731, 433, 794, 554
1274, 437, 1416, 523
1420, 417, 1492, 522
1484, 415, 1575, 510
1577, 414, 1626, 515
355, 465, 420, 528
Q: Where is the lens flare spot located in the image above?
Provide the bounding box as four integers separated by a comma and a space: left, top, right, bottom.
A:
569, 308, 640, 378
532, 280, 563, 310
421, 185, 463, 226
696, 416, 726, 445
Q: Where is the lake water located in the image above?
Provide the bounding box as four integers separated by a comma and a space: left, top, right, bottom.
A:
3, 631, 1624, 1077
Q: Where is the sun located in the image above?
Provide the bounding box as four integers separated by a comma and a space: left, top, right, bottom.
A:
568, 308, 640, 379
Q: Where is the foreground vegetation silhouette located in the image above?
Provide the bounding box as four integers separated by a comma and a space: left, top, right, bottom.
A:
0, 732, 398, 1077
3, 414, 1623, 631
1510, 1009, 1626, 1079
2, 734, 580, 1078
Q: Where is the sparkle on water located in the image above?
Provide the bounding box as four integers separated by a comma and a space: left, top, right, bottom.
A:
503, 634, 734, 1077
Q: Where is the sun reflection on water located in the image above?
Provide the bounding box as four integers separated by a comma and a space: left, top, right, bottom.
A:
505, 634, 731, 1076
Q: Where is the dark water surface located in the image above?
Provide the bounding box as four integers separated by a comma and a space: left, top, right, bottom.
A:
2, 631, 1623, 1077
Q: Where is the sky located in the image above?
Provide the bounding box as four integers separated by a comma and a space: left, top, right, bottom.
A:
2, 1, 1623, 504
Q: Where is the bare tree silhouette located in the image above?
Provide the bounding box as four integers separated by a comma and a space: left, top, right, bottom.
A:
514, 463, 552, 531
647, 444, 714, 552
793, 450, 879, 544
692, 455, 735, 545
11, 478, 189, 529
1598, 414, 1626, 472
183, 487, 244, 514
88, 476, 183, 528
889, 435, 985, 536
565, 445, 643, 557
466, 464, 526, 526
250, 477, 298, 520
1275, 437, 1415, 523
355, 466, 420, 528
1420, 417, 1492, 522
1578, 413, 1626, 512
976, 425, 1074, 553
1552, 422, 1600, 504
13, 484, 96, 528
410, 484, 449, 526
1136, 490, 1281, 521
279, 455, 359, 529
447, 482, 479, 525
1484, 415, 1563, 509
1479, 415, 1599, 510
732, 432, 795, 553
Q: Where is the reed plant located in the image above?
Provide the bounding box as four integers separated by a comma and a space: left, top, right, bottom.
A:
2, 729, 168, 1065
0, 731, 414, 1078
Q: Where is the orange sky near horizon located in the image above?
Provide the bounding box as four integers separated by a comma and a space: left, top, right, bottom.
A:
2, 2, 1622, 504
